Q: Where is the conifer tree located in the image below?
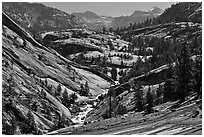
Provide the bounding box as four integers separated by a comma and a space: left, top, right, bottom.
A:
176, 42, 192, 102
134, 82, 143, 112
108, 86, 115, 118
111, 67, 117, 81
55, 84, 62, 97
80, 83, 85, 95
62, 88, 70, 108
70, 93, 78, 104
163, 61, 175, 102
84, 81, 90, 96
102, 26, 106, 33
146, 86, 153, 114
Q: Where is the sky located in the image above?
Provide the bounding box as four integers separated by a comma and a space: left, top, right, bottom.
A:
41, 2, 175, 17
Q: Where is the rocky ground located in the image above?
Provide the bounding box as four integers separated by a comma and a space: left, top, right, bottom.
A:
2, 13, 111, 134
47, 98, 202, 135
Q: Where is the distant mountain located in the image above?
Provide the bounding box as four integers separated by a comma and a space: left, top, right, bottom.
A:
2, 2, 85, 34
117, 2, 202, 37
2, 2, 165, 31
148, 6, 164, 16
130, 10, 150, 17
72, 11, 100, 19
72, 11, 114, 30
72, 7, 164, 29
112, 7, 163, 29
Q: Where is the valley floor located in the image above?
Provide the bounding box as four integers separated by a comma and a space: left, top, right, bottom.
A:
47, 99, 202, 135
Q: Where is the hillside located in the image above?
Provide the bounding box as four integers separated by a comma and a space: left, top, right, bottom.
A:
2, 2, 202, 135
157, 2, 202, 24
2, 2, 85, 34
82, 2, 202, 123
117, 2, 202, 35
2, 12, 111, 134
112, 7, 163, 29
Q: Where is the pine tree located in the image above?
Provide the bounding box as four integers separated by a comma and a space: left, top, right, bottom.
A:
176, 42, 193, 102
62, 89, 70, 108
80, 84, 85, 96
163, 62, 175, 102
70, 93, 78, 104
55, 84, 62, 97
84, 81, 90, 96
108, 39, 114, 50
102, 26, 106, 33
111, 67, 117, 81
134, 82, 143, 112
108, 86, 114, 118
146, 86, 153, 114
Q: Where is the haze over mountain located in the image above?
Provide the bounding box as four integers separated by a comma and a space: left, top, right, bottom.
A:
41, 2, 174, 17
72, 6, 164, 29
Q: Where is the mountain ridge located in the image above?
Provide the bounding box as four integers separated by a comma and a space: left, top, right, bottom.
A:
72, 6, 164, 29
2, 2, 85, 34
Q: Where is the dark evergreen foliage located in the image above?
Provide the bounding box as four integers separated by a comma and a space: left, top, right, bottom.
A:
146, 86, 153, 114
115, 103, 127, 116
111, 67, 117, 81
176, 42, 193, 102
133, 83, 143, 112
62, 88, 70, 108
55, 84, 62, 97
69, 93, 78, 104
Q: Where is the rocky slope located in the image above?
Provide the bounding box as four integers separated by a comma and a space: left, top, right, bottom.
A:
47, 98, 202, 135
2, 12, 111, 134
2, 2, 85, 34
80, 2, 202, 123
83, 20, 202, 123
